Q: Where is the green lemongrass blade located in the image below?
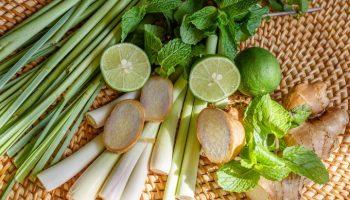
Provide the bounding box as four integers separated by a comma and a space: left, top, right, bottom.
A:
50, 0, 96, 44
51, 82, 103, 165
15, 111, 72, 183
0, 67, 41, 103
163, 89, 195, 199
6, 0, 124, 120
73, 0, 106, 27
0, 175, 16, 200
1, 66, 40, 92
0, 9, 74, 90
4, 0, 63, 36
0, 0, 80, 62
0, 93, 18, 111
0, 11, 123, 155
13, 141, 34, 167
7, 111, 55, 157
0, 56, 102, 155
30, 78, 101, 180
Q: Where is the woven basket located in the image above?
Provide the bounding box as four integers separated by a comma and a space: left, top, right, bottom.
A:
0, 0, 349, 199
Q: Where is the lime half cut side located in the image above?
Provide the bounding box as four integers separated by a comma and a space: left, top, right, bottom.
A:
189, 56, 241, 102
101, 43, 151, 92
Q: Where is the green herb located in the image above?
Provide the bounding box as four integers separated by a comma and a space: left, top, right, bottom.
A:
180, 15, 206, 45
174, 0, 204, 22
188, 6, 218, 30
144, 24, 165, 63
145, 0, 182, 13
266, 0, 310, 12
290, 105, 312, 127
121, 6, 147, 41
156, 39, 191, 77
283, 146, 329, 184
217, 160, 260, 192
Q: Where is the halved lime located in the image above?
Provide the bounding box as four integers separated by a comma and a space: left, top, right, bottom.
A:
189, 56, 240, 102
101, 43, 151, 92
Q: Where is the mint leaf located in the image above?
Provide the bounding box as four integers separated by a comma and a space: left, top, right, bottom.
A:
242, 5, 269, 36
174, 0, 204, 22
283, 146, 329, 184
222, 0, 258, 20
180, 15, 205, 45
284, 0, 310, 12
121, 6, 146, 41
144, 24, 164, 64
218, 18, 238, 61
157, 39, 191, 77
244, 95, 291, 138
290, 105, 311, 127
145, 0, 182, 13
217, 160, 260, 192
188, 6, 218, 30
254, 145, 290, 181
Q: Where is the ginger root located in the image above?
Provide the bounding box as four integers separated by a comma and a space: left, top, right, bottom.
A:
283, 82, 329, 117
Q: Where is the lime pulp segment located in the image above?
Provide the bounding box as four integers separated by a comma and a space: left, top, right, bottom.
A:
100, 43, 151, 92
189, 56, 240, 102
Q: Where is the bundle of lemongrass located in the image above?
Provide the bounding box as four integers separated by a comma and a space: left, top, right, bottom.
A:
0, 0, 140, 198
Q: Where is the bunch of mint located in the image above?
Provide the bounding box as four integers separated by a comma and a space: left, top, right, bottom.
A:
217, 95, 328, 192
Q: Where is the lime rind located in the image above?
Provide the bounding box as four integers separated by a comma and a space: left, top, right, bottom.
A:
189, 56, 240, 102
101, 43, 151, 92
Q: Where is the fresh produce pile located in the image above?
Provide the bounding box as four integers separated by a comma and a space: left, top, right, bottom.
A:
0, 0, 348, 200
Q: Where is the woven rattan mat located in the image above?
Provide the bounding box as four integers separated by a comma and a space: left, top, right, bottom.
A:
0, 0, 349, 199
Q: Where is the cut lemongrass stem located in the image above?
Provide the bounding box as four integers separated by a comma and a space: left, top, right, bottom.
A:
37, 135, 105, 191
51, 83, 103, 165
163, 89, 195, 200
0, 8, 73, 89
172, 76, 188, 103
150, 88, 187, 174
265, 7, 322, 17
99, 122, 161, 200
86, 91, 140, 128
121, 143, 154, 200
176, 99, 207, 199
68, 151, 121, 200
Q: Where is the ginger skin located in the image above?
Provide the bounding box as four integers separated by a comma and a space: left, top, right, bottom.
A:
283, 82, 329, 117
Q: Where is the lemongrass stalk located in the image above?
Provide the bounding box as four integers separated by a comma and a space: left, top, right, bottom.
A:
51, 83, 102, 165
99, 122, 161, 200
0, 9, 74, 90
68, 151, 121, 200
86, 91, 140, 128
176, 35, 217, 199
120, 143, 154, 200
0, 0, 81, 61
14, 0, 136, 117
150, 88, 187, 174
163, 90, 195, 200
0, 176, 16, 200
176, 99, 207, 199
13, 140, 35, 167
4, 0, 63, 36
37, 135, 105, 191
0, 0, 119, 127
29, 79, 102, 180
7, 111, 55, 157
50, 0, 95, 45
0, 66, 39, 93
173, 76, 188, 103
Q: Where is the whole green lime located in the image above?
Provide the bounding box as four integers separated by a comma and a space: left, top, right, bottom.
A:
235, 47, 281, 96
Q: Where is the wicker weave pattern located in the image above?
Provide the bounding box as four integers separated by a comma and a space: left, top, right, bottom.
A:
0, 0, 349, 199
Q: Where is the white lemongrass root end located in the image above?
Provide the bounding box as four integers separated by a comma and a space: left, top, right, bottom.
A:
68, 151, 120, 200
150, 89, 187, 175
86, 91, 140, 128
37, 135, 105, 191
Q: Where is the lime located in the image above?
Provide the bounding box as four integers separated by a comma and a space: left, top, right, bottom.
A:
100, 43, 151, 92
235, 47, 281, 96
189, 56, 241, 102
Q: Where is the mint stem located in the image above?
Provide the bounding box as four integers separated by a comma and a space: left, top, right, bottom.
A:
265, 7, 322, 17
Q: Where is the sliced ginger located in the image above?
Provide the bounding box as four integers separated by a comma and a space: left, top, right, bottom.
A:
140, 76, 173, 121
103, 100, 145, 153
197, 108, 245, 164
